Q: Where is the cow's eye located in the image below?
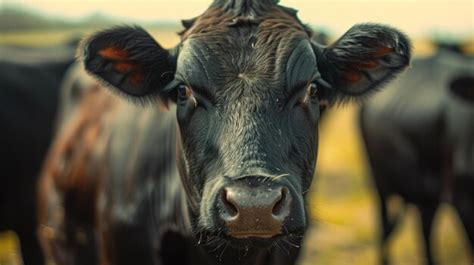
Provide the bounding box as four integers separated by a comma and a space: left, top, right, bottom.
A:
177, 85, 191, 101
308, 83, 318, 99
294, 82, 320, 107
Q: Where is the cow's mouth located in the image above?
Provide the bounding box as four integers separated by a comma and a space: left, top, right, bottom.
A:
229, 231, 279, 238
196, 228, 304, 250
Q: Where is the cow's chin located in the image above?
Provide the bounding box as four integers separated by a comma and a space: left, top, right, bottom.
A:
226, 235, 283, 249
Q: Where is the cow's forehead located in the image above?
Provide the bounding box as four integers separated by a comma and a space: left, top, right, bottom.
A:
175, 16, 315, 98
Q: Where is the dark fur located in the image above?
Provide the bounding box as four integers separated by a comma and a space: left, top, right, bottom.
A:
39, 1, 411, 264
316, 23, 411, 103
0, 43, 76, 265
360, 49, 474, 265
82, 26, 177, 100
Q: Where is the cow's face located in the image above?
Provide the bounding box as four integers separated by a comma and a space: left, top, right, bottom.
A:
82, 3, 410, 250
174, 14, 320, 244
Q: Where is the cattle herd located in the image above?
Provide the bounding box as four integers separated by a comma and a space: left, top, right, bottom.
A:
0, 1, 472, 265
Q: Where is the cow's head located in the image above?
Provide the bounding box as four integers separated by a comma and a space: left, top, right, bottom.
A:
82, 0, 410, 250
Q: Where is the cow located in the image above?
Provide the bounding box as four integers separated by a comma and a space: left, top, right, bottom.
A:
0, 42, 76, 265
37, 0, 411, 264
359, 48, 473, 265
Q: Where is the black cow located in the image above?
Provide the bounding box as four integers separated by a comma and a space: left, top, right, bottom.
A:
37, 1, 411, 264
0, 43, 76, 265
359, 49, 473, 265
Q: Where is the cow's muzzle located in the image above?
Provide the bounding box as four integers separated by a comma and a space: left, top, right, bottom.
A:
214, 176, 303, 239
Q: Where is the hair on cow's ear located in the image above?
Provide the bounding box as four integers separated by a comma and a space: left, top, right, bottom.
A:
80, 25, 177, 102
316, 23, 411, 103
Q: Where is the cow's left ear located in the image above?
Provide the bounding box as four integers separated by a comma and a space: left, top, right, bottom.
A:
316, 23, 411, 101
81, 26, 177, 101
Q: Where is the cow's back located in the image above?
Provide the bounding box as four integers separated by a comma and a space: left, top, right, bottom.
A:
360, 50, 474, 200
362, 50, 473, 142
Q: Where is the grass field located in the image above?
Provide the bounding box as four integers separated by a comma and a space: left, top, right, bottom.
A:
0, 29, 472, 265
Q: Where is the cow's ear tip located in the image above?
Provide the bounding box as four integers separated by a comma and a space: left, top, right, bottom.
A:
392, 30, 412, 59
76, 36, 91, 62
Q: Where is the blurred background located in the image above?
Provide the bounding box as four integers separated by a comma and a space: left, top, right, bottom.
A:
0, 0, 473, 264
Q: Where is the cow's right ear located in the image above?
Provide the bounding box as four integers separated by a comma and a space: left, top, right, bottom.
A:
314, 24, 411, 103
81, 26, 177, 101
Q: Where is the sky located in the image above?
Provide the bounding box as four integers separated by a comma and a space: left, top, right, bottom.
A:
2, 0, 473, 36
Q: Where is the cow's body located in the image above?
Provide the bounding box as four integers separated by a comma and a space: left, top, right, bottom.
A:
38, 1, 411, 264
359, 49, 474, 264
0, 44, 75, 265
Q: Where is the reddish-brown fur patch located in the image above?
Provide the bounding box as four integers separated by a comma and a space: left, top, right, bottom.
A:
37, 84, 119, 263
180, 6, 306, 42
99, 47, 144, 86
98, 47, 129, 60
129, 72, 144, 85
353, 60, 379, 69
372, 47, 394, 57
179, 6, 308, 86
43, 86, 116, 199
113, 62, 135, 73
344, 71, 363, 83
180, 8, 234, 40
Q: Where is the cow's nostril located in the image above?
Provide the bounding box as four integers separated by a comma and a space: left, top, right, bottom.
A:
272, 187, 289, 216
221, 189, 238, 220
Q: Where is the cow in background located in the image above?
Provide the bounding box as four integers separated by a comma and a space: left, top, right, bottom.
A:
0, 41, 76, 265
360, 47, 473, 265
